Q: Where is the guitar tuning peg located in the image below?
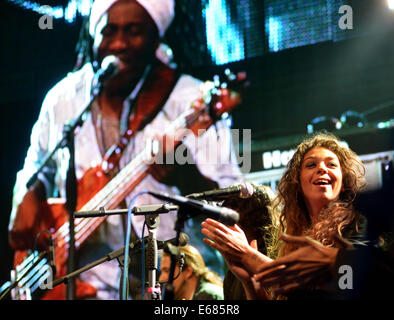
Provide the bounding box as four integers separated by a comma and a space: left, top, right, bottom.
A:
224, 68, 236, 81
236, 71, 247, 82
213, 74, 221, 87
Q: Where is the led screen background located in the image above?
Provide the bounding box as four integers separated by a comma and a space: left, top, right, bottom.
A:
1, 0, 393, 291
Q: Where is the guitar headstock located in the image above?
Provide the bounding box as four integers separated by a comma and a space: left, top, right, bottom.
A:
199, 69, 248, 120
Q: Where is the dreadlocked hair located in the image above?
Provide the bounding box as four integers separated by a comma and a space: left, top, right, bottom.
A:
73, 16, 95, 71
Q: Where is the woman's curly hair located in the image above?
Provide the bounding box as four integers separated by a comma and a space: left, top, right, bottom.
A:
274, 132, 366, 256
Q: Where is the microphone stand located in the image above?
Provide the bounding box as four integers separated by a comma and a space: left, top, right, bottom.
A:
25, 74, 105, 300
73, 204, 178, 300
147, 189, 240, 300
45, 235, 180, 298
162, 206, 188, 301
47, 237, 147, 292
64, 122, 77, 300
145, 214, 160, 300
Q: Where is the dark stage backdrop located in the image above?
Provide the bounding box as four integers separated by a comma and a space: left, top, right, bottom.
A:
1, 0, 393, 296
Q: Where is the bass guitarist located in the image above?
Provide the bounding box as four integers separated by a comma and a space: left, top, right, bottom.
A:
8, 0, 242, 300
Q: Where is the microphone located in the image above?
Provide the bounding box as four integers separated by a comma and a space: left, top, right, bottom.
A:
186, 182, 254, 200
96, 55, 121, 83
161, 233, 189, 250
178, 253, 185, 271
91, 55, 121, 96
148, 191, 239, 226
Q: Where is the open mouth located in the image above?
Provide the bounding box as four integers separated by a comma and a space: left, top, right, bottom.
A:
313, 179, 332, 186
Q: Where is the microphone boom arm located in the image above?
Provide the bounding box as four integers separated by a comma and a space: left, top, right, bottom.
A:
46, 235, 183, 291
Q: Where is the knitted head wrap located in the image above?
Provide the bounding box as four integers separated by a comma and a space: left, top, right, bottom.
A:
89, 0, 175, 38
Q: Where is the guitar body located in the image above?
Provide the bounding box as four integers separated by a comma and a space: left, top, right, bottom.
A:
12, 166, 110, 300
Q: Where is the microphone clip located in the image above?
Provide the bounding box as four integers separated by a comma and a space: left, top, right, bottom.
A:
145, 214, 160, 230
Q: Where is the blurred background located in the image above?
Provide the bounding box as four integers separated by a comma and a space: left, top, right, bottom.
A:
1, 0, 393, 292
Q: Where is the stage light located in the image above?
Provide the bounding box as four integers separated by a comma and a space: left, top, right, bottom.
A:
388, 0, 394, 11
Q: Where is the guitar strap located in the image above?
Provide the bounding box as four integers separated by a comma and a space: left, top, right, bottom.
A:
101, 60, 181, 174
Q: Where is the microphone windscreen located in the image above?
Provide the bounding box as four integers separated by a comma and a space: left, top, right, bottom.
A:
101, 55, 120, 70
178, 233, 189, 246
239, 182, 254, 199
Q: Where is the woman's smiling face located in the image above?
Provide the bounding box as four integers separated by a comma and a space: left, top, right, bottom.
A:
300, 147, 343, 217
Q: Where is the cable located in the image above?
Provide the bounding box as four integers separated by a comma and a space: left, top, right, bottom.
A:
121, 190, 149, 300
141, 221, 146, 300
168, 252, 184, 281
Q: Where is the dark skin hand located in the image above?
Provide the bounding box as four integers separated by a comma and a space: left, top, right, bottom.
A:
253, 234, 353, 296
9, 180, 54, 250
